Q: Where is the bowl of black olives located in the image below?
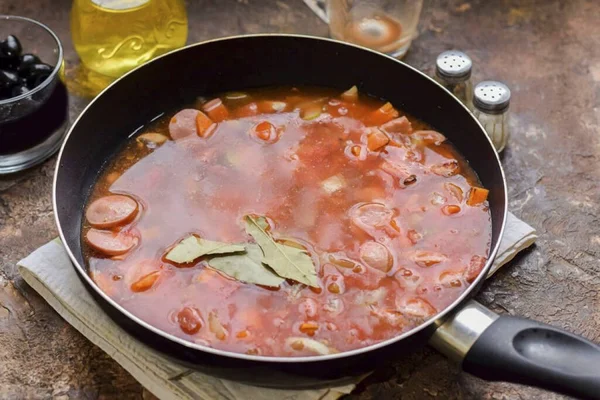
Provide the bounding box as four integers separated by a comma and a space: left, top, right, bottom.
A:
0, 15, 68, 174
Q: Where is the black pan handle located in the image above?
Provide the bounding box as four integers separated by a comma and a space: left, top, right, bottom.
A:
430, 300, 600, 399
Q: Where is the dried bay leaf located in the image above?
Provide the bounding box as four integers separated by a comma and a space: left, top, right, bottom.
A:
244, 215, 319, 287
166, 236, 245, 264
208, 244, 284, 287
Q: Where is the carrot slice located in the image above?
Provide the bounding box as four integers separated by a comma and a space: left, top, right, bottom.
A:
202, 98, 229, 122
466, 187, 489, 206
195, 111, 215, 138
367, 102, 400, 125
366, 128, 390, 151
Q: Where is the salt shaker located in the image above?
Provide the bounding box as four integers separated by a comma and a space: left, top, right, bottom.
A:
473, 81, 511, 152
433, 50, 473, 108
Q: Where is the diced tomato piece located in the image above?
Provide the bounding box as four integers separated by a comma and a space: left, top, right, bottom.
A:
466, 187, 489, 206
202, 98, 229, 122
195, 111, 215, 138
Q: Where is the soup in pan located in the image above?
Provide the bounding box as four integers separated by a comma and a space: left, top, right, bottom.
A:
83, 86, 491, 357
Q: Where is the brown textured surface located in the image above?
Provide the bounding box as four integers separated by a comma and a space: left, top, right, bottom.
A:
1, 0, 599, 398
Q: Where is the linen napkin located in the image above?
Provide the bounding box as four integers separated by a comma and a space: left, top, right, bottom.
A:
17, 212, 536, 400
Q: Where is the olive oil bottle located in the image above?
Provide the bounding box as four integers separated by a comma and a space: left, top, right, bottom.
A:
71, 0, 187, 78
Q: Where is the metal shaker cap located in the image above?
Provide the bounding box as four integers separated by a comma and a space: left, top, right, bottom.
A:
474, 81, 511, 113
436, 50, 472, 81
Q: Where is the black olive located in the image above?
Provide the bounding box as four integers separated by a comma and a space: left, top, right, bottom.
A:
0, 69, 19, 89
31, 73, 51, 88
3, 35, 22, 58
17, 53, 41, 73
11, 84, 30, 97
23, 63, 53, 87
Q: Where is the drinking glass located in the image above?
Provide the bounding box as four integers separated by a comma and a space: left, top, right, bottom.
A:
326, 0, 423, 58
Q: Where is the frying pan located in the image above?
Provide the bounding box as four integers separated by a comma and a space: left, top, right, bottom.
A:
53, 35, 600, 399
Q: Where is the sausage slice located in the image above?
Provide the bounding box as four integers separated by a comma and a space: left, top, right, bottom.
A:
86, 228, 138, 256
86, 195, 138, 228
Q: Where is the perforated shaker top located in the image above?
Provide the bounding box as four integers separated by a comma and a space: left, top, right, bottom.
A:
474, 81, 511, 113
435, 50, 472, 80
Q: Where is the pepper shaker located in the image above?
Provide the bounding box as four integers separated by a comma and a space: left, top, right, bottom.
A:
473, 81, 511, 152
433, 50, 473, 108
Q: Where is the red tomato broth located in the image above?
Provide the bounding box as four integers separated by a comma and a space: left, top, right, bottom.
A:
83, 86, 491, 357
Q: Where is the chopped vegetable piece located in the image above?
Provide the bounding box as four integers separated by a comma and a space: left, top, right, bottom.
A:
412, 130, 446, 145
177, 307, 203, 334
208, 311, 228, 340
445, 183, 464, 202
299, 321, 319, 336
350, 145, 362, 157
202, 98, 229, 122
195, 111, 215, 138
208, 244, 285, 287
442, 205, 461, 215
130, 271, 161, 292
244, 215, 319, 287
438, 271, 463, 288
328, 255, 356, 269
340, 85, 358, 102
136, 133, 168, 147
366, 128, 390, 151
256, 100, 287, 113
367, 102, 400, 125
321, 174, 345, 194
412, 250, 447, 267
224, 92, 249, 101
466, 187, 489, 206
285, 337, 336, 355
398, 297, 437, 318
407, 229, 422, 244
166, 236, 245, 264
430, 160, 460, 177
299, 103, 322, 120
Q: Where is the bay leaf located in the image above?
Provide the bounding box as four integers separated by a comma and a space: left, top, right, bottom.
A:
244, 215, 319, 287
166, 236, 245, 264
208, 244, 284, 287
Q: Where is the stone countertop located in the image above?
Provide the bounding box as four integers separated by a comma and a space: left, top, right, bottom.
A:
1, 0, 599, 398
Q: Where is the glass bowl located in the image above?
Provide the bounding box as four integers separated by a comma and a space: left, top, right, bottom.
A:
0, 15, 67, 174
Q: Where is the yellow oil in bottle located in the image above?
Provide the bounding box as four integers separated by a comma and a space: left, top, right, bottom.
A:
71, 0, 187, 78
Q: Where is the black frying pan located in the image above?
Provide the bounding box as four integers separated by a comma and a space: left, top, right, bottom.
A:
53, 35, 600, 399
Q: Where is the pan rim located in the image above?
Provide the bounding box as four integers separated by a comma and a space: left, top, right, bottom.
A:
53, 33, 508, 364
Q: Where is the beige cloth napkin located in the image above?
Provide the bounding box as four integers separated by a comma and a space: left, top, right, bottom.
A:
17, 212, 535, 400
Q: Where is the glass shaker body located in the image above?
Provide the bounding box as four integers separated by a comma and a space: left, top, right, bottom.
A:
473, 81, 511, 153
433, 50, 473, 109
